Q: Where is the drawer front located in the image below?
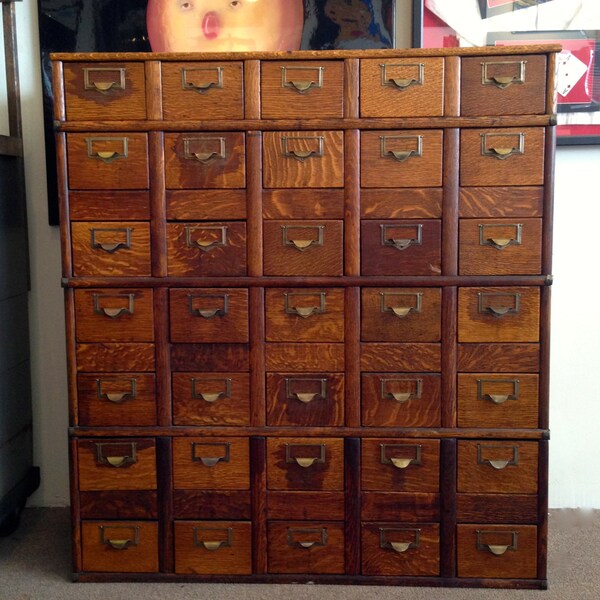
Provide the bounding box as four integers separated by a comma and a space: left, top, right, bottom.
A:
166, 190, 247, 221
166, 222, 247, 277
457, 343, 539, 374
81, 520, 158, 573
361, 130, 443, 188
265, 288, 344, 342
360, 58, 444, 117
459, 187, 544, 219
77, 438, 157, 491
266, 343, 345, 372
71, 221, 151, 277
461, 55, 547, 116
459, 218, 542, 275
172, 372, 250, 426
165, 132, 246, 189
74, 289, 154, 343
361, 438, 440, 492
361, 373, 441, 428
361, 219, 442, 276
361, 288, 442, 342
64, 62, 146, 121
267, 521, 345, 574
261, 61, 344, 119
263, 220, 343, 276
268, 491, 345, 521
457, 441, 539, 494
266, 372, 344, 427
361, 492, 440, 522
69, 191, 150, 221
458, 287, 540, 343
169, 288, 249, 343
76, 343, 156, 373
174, 520, 252, 574
77, 373, 157, 427
172, 437, 250, 490
457, 524, 537, 579
361, 522, 440, 576
263, 131, 344, 188
267, 437, 344, 491
67, 133, 149, 190
460, 128, 545, 187
162, 62, 244, 120
458, 373, 539, 428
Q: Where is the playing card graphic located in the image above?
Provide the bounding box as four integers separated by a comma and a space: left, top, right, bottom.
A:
557, 50, 589, 98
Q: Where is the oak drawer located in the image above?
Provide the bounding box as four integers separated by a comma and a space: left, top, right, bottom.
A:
172, 372, 250, 426
166, 190, 247, 220
67, 133, 149, 190
361, 438, 440, 492
261, 61, 343, 119
459, 187, 544, 218
267, 437, 344, 491
457, 441, 539, 494
266, 372, 344, 427
172, 437, 250, 490
361, 288, 442, 342
265, 288, 344, 342
162, 62, 244, 120
81, 520, 158, 573
458, 373, 539, 428
77, 438, 157, 491
71, 221, 151, 277
64, 62, 146, 121
165, 132, 246, 189
166, 222, 247, 277
360, 58, 444, 117
361, 130, 443, 188
174, 520, 252, 574
69, 191, 150, 221
361, 522, 440, 576
76, 343, 156, 373
361, 219, 442, 276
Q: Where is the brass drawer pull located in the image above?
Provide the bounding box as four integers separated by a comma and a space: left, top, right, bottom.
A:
287, 527, 328, 549
281, 225, 325, 252
193, 526, 233, 551
479, 223, 522, 250
477, 378, 520, 405
285, 443, 326, 468
380, 291, 422, 318
83, 67, 126, 94
96, 377, 137, 404
481, 61, 527, 89
281, 135, 324, 162
285, 377, 328, 404
481, 132, 525, 160
183, 137, 226, 164
181, 66, 224, 93
185, 225, 228, 253
191, 442, 230, 467
477, 443, 519, 470
478, 292, 521, 318
188, 293, 229, 319
380, 378, 423, 404
381, 223, 423, 251
284, 291, 327, 318
380, 528, 421, 553
95, 441, 137, 468
281, 66, 324, 94
476, 530, 519, 555
380, 443, 422, 469
86, 137, 128, 163
380, 135, 423, 162
90, 227, 132, 253
380, 63, 424, 90
191, 377, 232, 403
100, 525, 139, 550
93, 293, 135, 319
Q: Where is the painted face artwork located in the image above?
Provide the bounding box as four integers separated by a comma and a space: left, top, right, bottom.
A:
146, 0, 305, 52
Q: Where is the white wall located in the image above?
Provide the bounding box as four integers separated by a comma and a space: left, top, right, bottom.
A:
4, 0, 599, 508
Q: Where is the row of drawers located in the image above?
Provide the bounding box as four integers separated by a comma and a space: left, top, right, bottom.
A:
70, 219, 543, 277
73, 287, 541, 344
65, 129, 546, 190
62, 56, 548, 121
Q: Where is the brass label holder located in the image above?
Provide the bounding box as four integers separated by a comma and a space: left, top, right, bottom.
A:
380, 291, 423, 318
86, 136, 129, 163
93, 293, 135, 319
481, 60, 527, 89
479, 223, 522, 250
193, 526, 233, 551
95, 441, 137, 468
477, 378, 520, 405
285, 377, 328, 404
185, 224, 228, 252
83, 67, 126, 94
99, 525, 139, 550
477, 443, 519, 470
281, 135, 324, 162
478, 292, 521, 318
286, 527, 328, 549
281, 225, 325, 252
379, 528, 421, 553
281, 65, 324, 94
380, 443, 422, 469
476, 530, 519, 555
284, 291, 327, 318
380, 377, 423, 404
183, 137, 226, 164
181, 66, 224, 93
191, 441, 231, 467
191, 377, 232, 403
481, 132, 525, 160
285, 443, 326, 468
381, 223, 423, 251
380, 134, 423, 162
380, 63, 424, 90
188, 293, 229, 319
90, 227, 132, 254
96, 377, 137, 404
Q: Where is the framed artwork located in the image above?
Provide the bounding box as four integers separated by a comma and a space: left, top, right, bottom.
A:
478, 0, 553, 20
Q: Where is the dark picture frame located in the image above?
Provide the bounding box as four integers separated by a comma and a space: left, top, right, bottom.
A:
478, 0, 553, 20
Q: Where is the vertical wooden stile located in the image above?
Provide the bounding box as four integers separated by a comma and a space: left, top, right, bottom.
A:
56, 132, 72, 277
440, 438, 457, 579
542, 126, 556, 275
69, 438, 82, 573
157, 436, 174, 572
64, 288, 78, 427
443, 56, 461, 118
250, 287, 266, 426
344, 437, 361, 574
251, 436, 267, 574
441, 287, 457, 428
537, 439, 549, 580
442, 129, 459, 275
154, 287, 171, 427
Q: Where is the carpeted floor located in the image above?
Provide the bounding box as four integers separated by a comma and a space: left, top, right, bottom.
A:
0, 508, 597, 600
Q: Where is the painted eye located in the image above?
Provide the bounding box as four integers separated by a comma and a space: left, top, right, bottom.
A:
180, 1, 193, 10
230, 0, 242, 7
